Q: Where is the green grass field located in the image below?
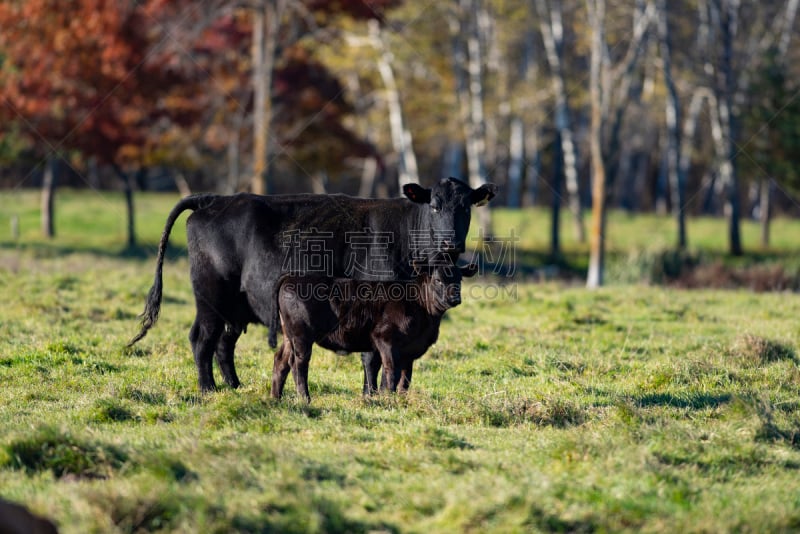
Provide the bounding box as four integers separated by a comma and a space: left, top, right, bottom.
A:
1, 190, 800, 532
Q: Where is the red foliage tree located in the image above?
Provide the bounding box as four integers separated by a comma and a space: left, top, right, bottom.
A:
0, 0, 231, 243
0, 0, 402, 242
0, 0, 210, 165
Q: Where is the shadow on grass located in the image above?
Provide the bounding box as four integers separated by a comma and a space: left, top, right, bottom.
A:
231, 497, 400, 534
634, 392, 732, 410
526, 505, 599, 534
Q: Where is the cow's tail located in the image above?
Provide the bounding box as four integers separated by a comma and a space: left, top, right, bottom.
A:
269, 311, 279, 348
128, 194, 219, 347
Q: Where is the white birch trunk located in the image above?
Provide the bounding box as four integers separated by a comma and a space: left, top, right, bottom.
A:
451, 0, 492, 237
586, 0, 607, 288
778, 0, 799, 56
368, 20, 419, 189
534, 0, 586, 243
507, 116, 524, 208
358, 157, 378, 198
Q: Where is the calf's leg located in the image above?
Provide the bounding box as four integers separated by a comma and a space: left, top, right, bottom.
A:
361, 352, 382, 395
271, 342, 292, 399
374, 341, 401, 393
290, 340, 313, 403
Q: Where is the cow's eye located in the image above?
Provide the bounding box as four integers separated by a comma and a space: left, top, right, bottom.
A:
431, 204, 440, 213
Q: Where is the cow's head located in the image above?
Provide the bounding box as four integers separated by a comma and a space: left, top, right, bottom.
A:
403, 177, 497, 254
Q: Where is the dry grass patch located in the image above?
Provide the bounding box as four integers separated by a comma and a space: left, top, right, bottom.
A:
729, 334, 796, 365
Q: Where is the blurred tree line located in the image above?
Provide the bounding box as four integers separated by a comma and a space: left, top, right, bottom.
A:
1, 0, 799, 268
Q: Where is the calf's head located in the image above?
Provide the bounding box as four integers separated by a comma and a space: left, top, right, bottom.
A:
403, 177, 497, 254
416, 259, 479, 311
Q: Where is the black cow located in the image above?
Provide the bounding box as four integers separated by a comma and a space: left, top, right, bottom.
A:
272, 261, 478, 402
129, 177, 496, 393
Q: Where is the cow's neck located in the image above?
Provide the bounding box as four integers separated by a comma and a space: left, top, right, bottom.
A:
413, 279, 448, 318
411, 202, 433, 248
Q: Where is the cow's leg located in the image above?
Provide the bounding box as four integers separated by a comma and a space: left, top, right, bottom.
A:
271, 342, 292, 400
215, 325, 241, 388
290, 341, 313, 403
361, 352, 382, 395
188, 308, 224, 393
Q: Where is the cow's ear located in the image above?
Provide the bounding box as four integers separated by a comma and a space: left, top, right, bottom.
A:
470, 183, 497, 206
460, 263, 479, 278
403, 183, 431, 204
411, 258, 426, 275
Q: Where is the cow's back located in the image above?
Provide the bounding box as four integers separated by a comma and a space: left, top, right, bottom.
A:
186, 192, 421, 330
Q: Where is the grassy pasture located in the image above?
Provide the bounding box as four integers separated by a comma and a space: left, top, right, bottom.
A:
1, 190, 800, 532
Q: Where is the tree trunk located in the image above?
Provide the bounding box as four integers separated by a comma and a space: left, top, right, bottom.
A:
678, 87, 712, 215
465, 0, 492, 236
310, 171, 327, 194
40, 157, 57, 238
226, 130, 241, 194
112, 164, 137, 248
251, 1, 284, 195
124, 174, 136, 248
778, 0, 800, 56
87, 156, 99, 190
225, 105, 246, 194
369, 20, 419, 189
359, 157, 378, 198
602, 0, 651, 191
442, 142, 464, 180
10, 214, 19, 241
507, 116, 524, 208
518, 28, 539, 208
252, 5, 267, 194
759, 178, 772, 248
621, 149, 647, 212
655, 143, 669, 215
586, 0, 607, 288
657, 0, 686, 249
523, 123, 541, 207
550, 133, 564, 258
451, 0, 493, 237
717, 0, 742, 256
703, 90, 725, 216
534, 0, 586, 243
174, 172, 191, 197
